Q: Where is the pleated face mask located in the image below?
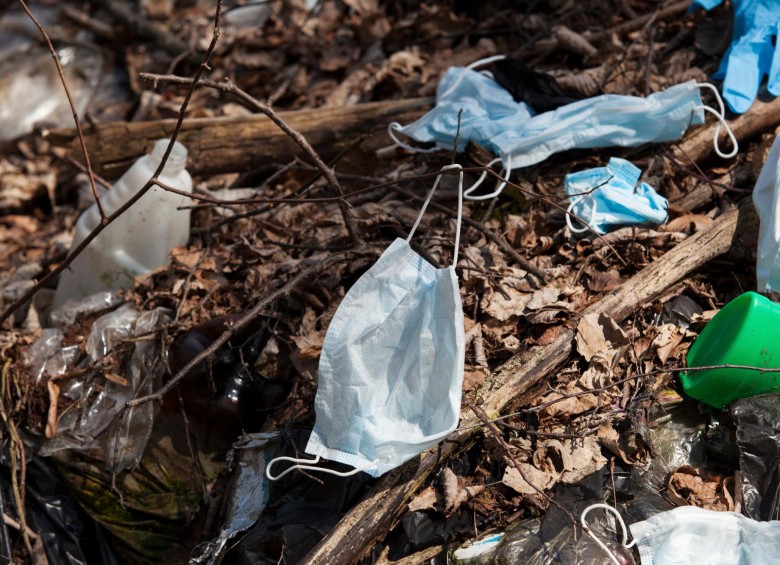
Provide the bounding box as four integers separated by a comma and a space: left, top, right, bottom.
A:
267, 165, 466, 480
390, 57, 738, 201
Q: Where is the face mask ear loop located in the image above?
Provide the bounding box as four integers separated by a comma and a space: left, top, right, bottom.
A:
566, 193, 597, 234
464, 157, 508, 201
438, 54, 507, 100
407, 163, 463, 243
266, 455, 379, 481
452, 167, 464, 266
694, 83, 739, 159
581, 503, 635, 565
387, 122, 441, 154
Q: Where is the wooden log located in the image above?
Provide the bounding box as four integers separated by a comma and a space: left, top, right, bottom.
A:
46, 98, 433, 179
673, 96, 780, 166
303, 198, 757, 564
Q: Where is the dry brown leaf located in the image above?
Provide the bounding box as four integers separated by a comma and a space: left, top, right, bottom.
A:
462, 368, 487, 392
408, 485, 438, 512
482, 286, 530, 322
667, 466, 734, 512
597, 423, 647, 467
664, 214, 714, 234
502, 464, 556, 496
575, 313, 628, 363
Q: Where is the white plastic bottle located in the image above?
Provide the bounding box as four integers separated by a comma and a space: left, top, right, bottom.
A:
53, 139, 193, 309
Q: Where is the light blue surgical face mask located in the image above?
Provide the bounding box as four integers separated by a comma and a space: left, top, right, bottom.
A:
390, 57, 738, 201
582, 503, 780, 565
564, 157, 668, 236
389, 57, 534, 155
266, 165, 466, 480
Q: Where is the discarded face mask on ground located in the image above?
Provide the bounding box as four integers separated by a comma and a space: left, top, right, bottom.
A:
753, 134, 780, 293
585, 505, 780, 565
266, 165, 466, 480
391, 57, 737, 201
564, 157, 668, 235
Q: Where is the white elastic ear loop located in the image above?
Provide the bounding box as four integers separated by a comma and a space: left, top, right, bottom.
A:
438, 54, 507, 100
265, 454, 378, 481
694, 83, 738, 159
566, 193, 597, 234
407, 164, 464, 266
464, 155, 510, 201
387, 122, 441, 154
581, 503, 636, 565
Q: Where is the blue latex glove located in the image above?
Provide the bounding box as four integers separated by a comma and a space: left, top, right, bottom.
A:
691, 0, 780, 113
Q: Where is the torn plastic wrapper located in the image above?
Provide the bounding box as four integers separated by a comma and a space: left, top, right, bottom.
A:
39, 303, 171, 472
732, 394, 780, 521
190, 432, 279, 565
48, 290, 124, 329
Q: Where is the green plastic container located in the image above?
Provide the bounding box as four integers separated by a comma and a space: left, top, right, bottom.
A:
681, 292, 780, 408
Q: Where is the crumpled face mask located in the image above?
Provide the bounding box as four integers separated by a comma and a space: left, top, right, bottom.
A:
753, 133, 780, 293
565, 157, 668, 236
390, 56, 738, 201
266, 165, 466, 480
389, 57, 534, 155
582, 503, 780, 565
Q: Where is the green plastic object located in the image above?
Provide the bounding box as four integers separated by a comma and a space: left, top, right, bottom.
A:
681, 292, 780, 408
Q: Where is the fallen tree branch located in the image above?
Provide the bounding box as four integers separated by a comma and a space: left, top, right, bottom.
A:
48, 97, 433, 178
303, 197, 757, 564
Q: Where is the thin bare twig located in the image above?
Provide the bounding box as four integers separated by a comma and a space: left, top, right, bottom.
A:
18, 0, 103, 218
141, 72, 362, 244
0, 1, 225, 327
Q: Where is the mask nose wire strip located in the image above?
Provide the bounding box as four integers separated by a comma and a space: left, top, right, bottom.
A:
463, 155, 510, 201
694, 83, 738, 159
566, 192, 597, 234
265, 454, 379, 481
580, 503, 636, 565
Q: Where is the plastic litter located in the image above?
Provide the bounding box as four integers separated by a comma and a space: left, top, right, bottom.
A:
190, 432, 279, 565
224, 431, 375, 564
652, 295, 703, 329
681, 291, 780, 408
564, 157, 668, 236
690, 0, 780, 114
53, 139, 193, 309
491, 57, 584, 112
732, 394, 780, 521
0, 7, 104, 141
0, 456, 120, 565
452, 532, 505, 564
39, 304, 171, 472
752, 133, 780, 293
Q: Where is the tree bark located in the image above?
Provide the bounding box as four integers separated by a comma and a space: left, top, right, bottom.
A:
47, 97, 433, 178
303, 198, 757, 564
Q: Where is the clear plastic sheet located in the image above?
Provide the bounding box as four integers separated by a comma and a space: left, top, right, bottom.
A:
0, 6, 104, 141
48, 290, 124, 328
732, 394, 780, 521
40, 304, 171, 472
